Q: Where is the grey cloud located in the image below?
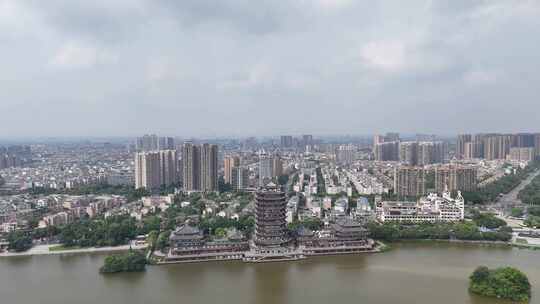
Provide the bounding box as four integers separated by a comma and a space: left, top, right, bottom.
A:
1, 0, 539, 137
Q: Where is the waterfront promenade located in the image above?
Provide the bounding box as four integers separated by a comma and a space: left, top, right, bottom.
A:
0, 242, 147, 257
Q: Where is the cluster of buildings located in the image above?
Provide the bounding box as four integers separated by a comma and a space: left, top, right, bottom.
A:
373, 134, 447, 165
0, 146, 31, 171
335, 145, 356, 165
456, 133, 540, 161
346, 169, 388, 195
224, 155, 250, 191
134, 150, 178, 190
134, 142, 219, 193
135, 134, 175, 152
182, 143, 219, 192
162, 184, 375, 263
257, 153, 283, 186
393, 165, 477, 197
0, 143, 134, 192
280, 135, 314, 152
0, 194, 130, 233
375, 191, 465, 223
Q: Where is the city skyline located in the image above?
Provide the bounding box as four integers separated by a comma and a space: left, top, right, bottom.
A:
2, 1, 540, 137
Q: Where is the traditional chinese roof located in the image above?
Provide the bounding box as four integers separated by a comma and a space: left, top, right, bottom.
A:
296, 226, 314, 237
169, 224, 204, 241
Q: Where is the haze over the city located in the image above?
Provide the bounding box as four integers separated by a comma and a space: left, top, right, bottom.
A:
2, 0, 540, 137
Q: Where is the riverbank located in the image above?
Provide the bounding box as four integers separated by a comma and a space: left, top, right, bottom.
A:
0, 242, 147, 257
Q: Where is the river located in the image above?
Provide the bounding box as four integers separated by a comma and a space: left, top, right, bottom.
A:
1, 242, 538, 304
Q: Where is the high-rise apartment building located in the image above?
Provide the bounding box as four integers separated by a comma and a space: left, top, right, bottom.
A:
335, 145, 355, 165
158, 137, 175, 150
394, 166, 425, 197
136, 135, 176, 152
135, 150, 178, 190
508, 147, 535, 162
224, 156, 240, 184
434, 165, 477, 193
374, 141, 400, 161
302, 135, 313, 146
460, 133, 540, 160
483, 134, 511, 160
182, 143, 218, 192
159, 150, 178, 187
399, 142, 418, 166
456, 134, 472, 159
423, 141, 446, 164
373, 134, 385, 147
385, 132, 400, 142
182, 143, 200, 191
272, 156, 283, 177
280, 136, 293, 148
231, 167, 249, 191
136, 134, 159, 152
535, 134, 540, 158
200, 144, 219, 192
463, 142, 473, 159
258, 154, 283, 186
512, 133, 535, 148
259, 155, 274, 186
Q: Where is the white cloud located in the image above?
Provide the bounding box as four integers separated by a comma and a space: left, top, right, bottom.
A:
310, 0, 354, 10
360, 40, 406, 72
463, 69, 499, 86
217, 64, 274, 90
50, 42, 116, 68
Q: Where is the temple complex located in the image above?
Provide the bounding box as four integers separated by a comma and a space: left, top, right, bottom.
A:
161, 184, 376, 264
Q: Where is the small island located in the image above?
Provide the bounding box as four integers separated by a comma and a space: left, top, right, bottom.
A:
99, 250, 147, 274
469, 266, 531, 302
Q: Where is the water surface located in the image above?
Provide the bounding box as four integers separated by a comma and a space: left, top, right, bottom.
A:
1, 242, 538, 304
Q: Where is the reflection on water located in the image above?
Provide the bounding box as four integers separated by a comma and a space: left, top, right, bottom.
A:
0, 243, 538, 304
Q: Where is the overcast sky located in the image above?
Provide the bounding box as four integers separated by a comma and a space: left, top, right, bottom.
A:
1, 0, 539, 138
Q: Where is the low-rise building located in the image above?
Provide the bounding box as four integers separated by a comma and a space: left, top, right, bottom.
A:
376, 191, 464, 223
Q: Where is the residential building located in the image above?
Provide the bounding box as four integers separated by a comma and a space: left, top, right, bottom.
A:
224, 156, 240, 184
135, 150, 178, 190
399, 142, 418, 166
200, 144, 218, 192
376, 191, 464, 223
456, 134, 472, 159
393, 166, 425, 197
231, 167, 249, 191
374, 141, 399, 161
182, 143, 200, 191
434, 165, 477, 193
280, 136, 293, 148
508, 147, 535, 162
335, 145, 355, 165
259, 155, 273, 186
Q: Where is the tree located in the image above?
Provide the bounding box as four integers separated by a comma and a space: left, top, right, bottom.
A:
469, 266, 531, 302
215, 227, 227, 238
140, 216, 161, 234
218, 176, 232, 193
59, 224, 77, 247
524, 215, 540, 228
100, 250, 146, 273
146, 230, 159, 252
156, 230, 171, 251
7, 231, 32, 252
510, 207, 524, 218
528, 206, 540, 216
278, 174, 289, 186
470, 266, 490, 283
472, 212, 506, 229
